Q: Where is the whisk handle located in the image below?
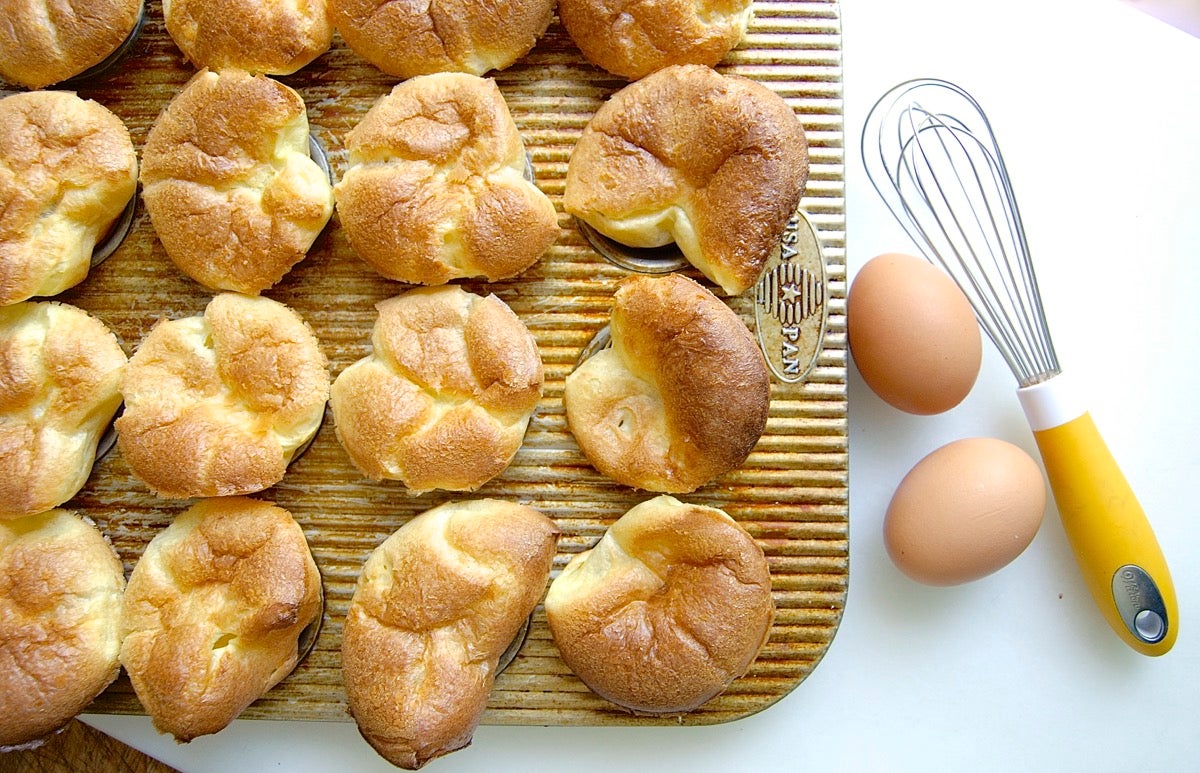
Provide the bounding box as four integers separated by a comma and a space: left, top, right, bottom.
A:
1020, 376, 1177, 656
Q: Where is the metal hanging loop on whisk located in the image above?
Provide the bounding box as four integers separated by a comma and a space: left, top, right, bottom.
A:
862, 78, 1177, 656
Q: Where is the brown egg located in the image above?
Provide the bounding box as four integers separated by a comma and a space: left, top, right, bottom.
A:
884, 437, 1046, 586
848, 252, 982, 414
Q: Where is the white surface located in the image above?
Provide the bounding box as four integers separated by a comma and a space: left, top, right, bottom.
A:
85, 1, 1200, 770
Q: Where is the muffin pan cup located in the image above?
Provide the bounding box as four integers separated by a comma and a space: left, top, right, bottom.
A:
91, 192, 139, 268
574, 218, 691, 275
59, 1, 149, 90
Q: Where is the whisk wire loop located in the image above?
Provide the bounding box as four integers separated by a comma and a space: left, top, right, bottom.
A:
912, 113, 1038, 376
863, 79, 1059, 386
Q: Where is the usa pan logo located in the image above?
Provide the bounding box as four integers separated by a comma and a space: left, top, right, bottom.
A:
754, 208, 828, 383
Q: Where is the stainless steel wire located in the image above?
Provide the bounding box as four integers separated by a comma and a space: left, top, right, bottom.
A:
862, 78, 1059, 386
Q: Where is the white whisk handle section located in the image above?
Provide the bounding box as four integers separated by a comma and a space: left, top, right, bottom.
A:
1017, 372, 1084, 431
1017, 373, 1178, 656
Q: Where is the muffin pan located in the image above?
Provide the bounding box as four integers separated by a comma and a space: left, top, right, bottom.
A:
50, 1, 847, 727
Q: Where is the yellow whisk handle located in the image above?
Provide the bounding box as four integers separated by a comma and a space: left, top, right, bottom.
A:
1020, 377, 1177, 656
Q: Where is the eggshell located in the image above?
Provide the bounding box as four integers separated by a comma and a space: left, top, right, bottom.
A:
848, 252, 982, 414
884, 437, 1046, 586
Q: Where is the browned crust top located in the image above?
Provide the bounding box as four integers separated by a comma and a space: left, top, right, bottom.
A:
559, 0, 753, 80
0, 302, 127, 518
115, 293, 330, 499
0, 510, 125, 748
0, 0, 143, 89
342, 498, 559, 769
564, 274, 770, 493
334, 73, 557, 285
545, 496, 774, 714
330, 286, 544, 492
564, 64, 809, 294
0, 91, 137, 305
139, 69, 334, 293
164, 0, 333, 75
119, 496, 322, 741
331, 0, 554, 78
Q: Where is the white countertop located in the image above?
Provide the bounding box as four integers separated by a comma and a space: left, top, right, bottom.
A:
85, 1, 1200, 769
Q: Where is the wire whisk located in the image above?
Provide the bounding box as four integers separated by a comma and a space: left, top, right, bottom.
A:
862, 79, 1057, 387
860, 78, 1177, 656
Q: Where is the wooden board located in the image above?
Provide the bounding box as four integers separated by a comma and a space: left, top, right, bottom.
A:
40, 0, 846, 727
